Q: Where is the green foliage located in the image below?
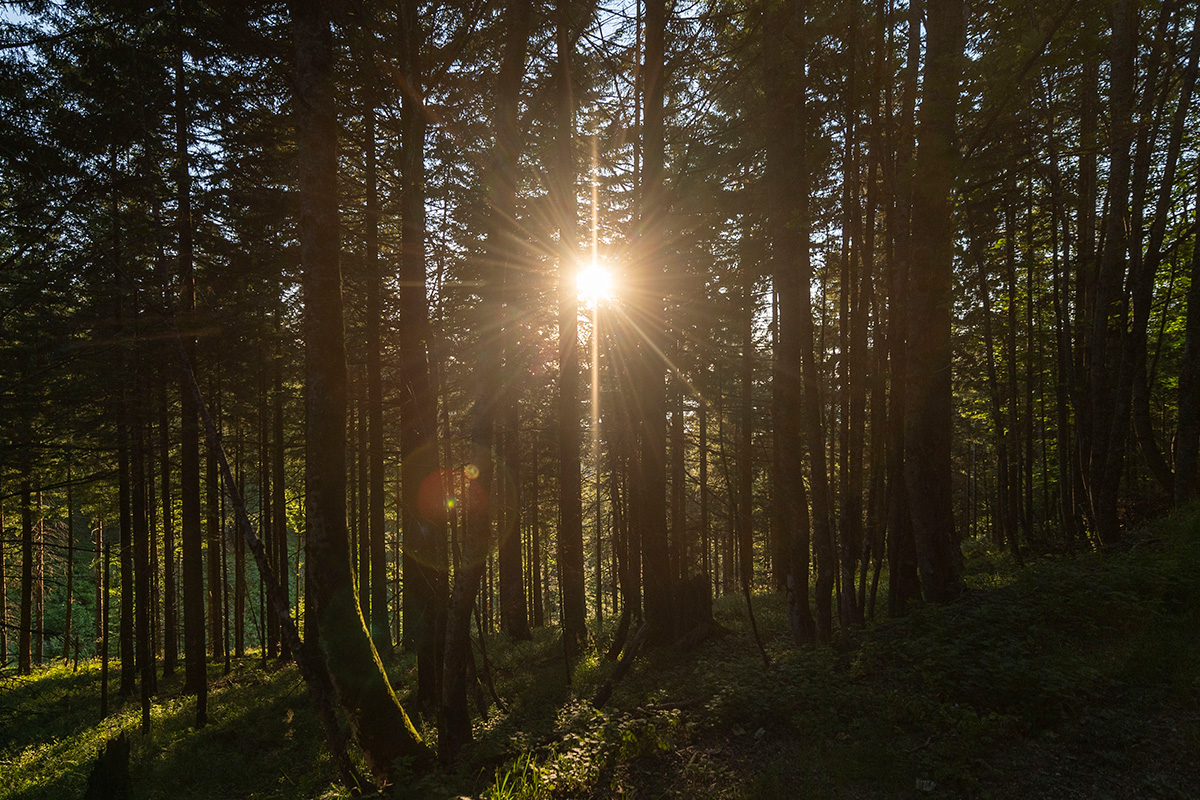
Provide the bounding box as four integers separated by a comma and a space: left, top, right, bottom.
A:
4, 506, 1199, 798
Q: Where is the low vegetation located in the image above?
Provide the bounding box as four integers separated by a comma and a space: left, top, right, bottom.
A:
4, 507, 1199, 799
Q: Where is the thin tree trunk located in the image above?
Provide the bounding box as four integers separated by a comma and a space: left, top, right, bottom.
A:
207, 395, 224, 662
0, 504, 6, 667
134, 420, 153, 733
359, 19, 391, 657
18, 480, 32, 674
274, 320, 293, 660
159, 392, 177, 677
101, 539, 110, 716
65, 467, 74, 664
176, 0, 207, 721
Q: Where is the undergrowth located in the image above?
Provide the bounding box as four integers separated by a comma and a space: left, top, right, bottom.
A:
3, 505, 1197, 799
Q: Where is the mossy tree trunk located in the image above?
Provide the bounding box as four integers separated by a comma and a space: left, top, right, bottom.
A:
293, 0, 429, 786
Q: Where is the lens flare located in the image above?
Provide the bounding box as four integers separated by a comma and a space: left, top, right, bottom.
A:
576, 259, 615, 304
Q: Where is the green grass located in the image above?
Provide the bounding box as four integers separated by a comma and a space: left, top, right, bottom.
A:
4, 505, 1199, 799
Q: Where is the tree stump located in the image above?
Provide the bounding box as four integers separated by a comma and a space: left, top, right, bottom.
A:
82, 732, 131, 800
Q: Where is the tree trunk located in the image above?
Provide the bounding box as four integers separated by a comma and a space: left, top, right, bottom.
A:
640, 0, 673, 643
397, 0, 446, 710
176, 0, 207, 721
207, 400, 223, 662
361, 44, 390, 653
1087, 0, 1136, 543
18, 480, 32, 674
1, 504, 6, 667
159, 393, 177, 677
886, 0, 922, 616
293, 0, 429, 785
134, 421, 153, 733
554, 0, 588, 651
903, 0, 965, 603
765, 0, 815, 644
65, 468, 75, 665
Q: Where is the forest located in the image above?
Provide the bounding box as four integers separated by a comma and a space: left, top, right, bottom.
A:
2, 0, 1199, 797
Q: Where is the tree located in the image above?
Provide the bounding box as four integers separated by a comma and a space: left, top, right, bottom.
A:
292, 0, 428, 784
397, 0, 447, 710
555, 0, 589, 651
903, 0, 966, 602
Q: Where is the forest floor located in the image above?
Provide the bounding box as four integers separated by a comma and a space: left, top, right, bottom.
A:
2, 505, 1199, 800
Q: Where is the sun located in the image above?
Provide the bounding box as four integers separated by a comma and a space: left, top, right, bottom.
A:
576, 259, 616, 304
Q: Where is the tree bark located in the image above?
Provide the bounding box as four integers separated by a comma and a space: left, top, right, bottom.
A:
903, 0, 965, 603
159, 391, 177, 677
360, 31, 390, 653
1087, 0, 1136, 543
176, 0, 207, 721
640, 0, 673, 643
134, 421, 153, 733
765, 0, 815, 644
886, 0, 922, 616
555, 0, 588, 651
293, 0, 430, 785
397, 0, 446, 710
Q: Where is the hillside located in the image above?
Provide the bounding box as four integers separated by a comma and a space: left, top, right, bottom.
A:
3, 507, 1199, 800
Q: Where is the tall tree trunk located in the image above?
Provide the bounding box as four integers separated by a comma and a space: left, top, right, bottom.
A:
234, 427, 245, 657
886, 0, 922, 616
640, 0, 673, 643
397, 0, 446, 710
293, 0, 429, 785
176, 0, 207, 721
273, 320, 292, 659
361, 39, 391, 653
903, 0, 965, 603
357, 386, 370, 628
765, 0, 815, 644
555, 0, 588, 650
738, 240, 755, 598
65, 467, 75, 664
207, 397, 224, 662
839, 5, 866, 627
35, 490, 42, 667
1087, 0, 1136, 543
101, 539, 110, 715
